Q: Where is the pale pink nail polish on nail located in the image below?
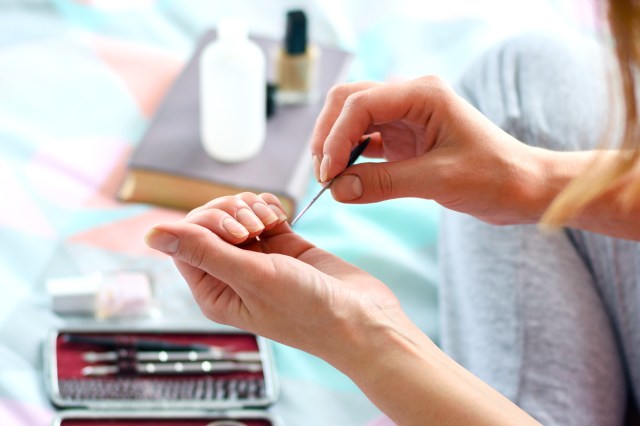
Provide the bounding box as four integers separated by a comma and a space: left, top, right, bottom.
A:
222, 217, 249, 238
144, 229, 179, 254
319, 154, 331, 182
252, 202, 278, 225
236, 208, 264, 232
337, 175, 363, 201
312, 154, 321, 181
269, 204, 287, 221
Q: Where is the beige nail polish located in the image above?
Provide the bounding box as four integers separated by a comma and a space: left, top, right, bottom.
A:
312, 154, 321, 181
236, 208, 264, 232
335, 175, 363, 201
269, 204, 288, 222
144, 229, 180, 254
222, 217, 249, 238
252, 202, 278, 225
319, 154, 331, 182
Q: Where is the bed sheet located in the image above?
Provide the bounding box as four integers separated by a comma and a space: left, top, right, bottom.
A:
0, 1, 591, 425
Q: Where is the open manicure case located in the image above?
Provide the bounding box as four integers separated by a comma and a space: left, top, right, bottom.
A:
44, 326, 281, 426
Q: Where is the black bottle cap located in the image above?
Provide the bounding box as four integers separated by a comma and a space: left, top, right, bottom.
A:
266, 82, 277, 118
284, 10, 307, 55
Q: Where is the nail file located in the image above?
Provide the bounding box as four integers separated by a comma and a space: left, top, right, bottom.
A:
290, 137, 371, 226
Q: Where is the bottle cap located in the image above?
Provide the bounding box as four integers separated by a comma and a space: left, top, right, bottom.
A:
218, 17, 248, 40
266, 82, 277, 118
284, 10, 307, 55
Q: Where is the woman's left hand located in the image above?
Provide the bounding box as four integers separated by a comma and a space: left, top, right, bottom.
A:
144, 192, 403, 368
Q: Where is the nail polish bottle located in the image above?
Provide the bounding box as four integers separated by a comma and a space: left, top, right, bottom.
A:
276, 10, 319, 104
200, 17, 266, 162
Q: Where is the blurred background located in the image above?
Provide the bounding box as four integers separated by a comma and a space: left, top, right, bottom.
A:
0, 1, 597, 425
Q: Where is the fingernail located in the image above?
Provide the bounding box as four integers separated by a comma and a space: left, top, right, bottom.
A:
269, 204, 288, 222
320, 154, 331, 182
144, 229, 179, 254
312, 154, 321, 181
334, 175, 363, 201
252, 202, 278, 225
236, 208, 264, 232
222, 217, 249, 238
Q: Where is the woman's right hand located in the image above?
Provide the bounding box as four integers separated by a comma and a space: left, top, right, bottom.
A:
311, 76, 553, 225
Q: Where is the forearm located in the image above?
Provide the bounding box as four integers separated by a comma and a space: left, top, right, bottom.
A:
330, 310, 540, 426
530, 148, 640, 240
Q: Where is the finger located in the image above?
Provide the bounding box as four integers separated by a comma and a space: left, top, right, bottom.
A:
321, 76, 451, 182
257, 193, 288, 223
185, 209, 250, 244
186, 195, 249, 219
255, 193, 293, 238
172, 258, 245, 328
310, 81, 382, 180
187, 193, 287, 233
361, 132, 385, 158
234, 192, 285, 230
329, 155, 434, 204
146, 226, 258, 327
145, 221, 265, 288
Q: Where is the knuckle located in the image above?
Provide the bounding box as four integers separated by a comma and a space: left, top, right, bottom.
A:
209, 195, 233, 206
343, 91, 368, 111
236, 191, 256, 199
420, 74, 447, 89
327, 83, 353, 103
418, 75, 452, 100
186, 206, 202, 217
236, 192, 259, 206
258, 192, 280, 206
372, 166, 394, 200
198, 195, 236, 213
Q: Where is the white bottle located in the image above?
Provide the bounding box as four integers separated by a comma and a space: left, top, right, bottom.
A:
200, 18, 266, 162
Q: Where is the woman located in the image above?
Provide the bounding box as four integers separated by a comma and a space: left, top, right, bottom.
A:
145, 0, 639, 424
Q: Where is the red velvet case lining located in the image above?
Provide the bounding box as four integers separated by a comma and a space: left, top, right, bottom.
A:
56, 332, 261, 380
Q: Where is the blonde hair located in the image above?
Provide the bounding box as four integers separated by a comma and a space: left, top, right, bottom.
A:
541, 0, 640, 226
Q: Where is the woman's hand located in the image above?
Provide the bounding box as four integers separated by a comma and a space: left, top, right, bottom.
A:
311, 77, 552, 225
144, 192, 403, 368
144, 191, 540, 426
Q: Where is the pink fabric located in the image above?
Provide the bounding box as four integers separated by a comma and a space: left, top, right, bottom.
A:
69, 208, 184, 257
0, 399, 54, 426
89, 35, 183, 118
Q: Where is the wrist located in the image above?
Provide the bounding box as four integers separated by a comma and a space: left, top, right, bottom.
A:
325, 304, 439, 405
539, 149, 640, 238
511, 146, 592, 224
326, 303, 539, 425
333, 307, 433, 379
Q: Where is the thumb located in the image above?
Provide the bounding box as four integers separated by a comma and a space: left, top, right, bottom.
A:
145, 222, 263, 286
330, 156, 434, 204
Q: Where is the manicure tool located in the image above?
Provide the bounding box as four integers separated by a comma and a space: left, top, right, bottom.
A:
81, 360, 263, 376
83, 349, 262, 363
62, 334, 213, 352
290, 137, 370, 226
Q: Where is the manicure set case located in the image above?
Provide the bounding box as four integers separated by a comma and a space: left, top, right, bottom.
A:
44, 326, 282, 426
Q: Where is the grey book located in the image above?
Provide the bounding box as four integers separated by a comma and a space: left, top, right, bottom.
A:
118, 30, 353, 216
